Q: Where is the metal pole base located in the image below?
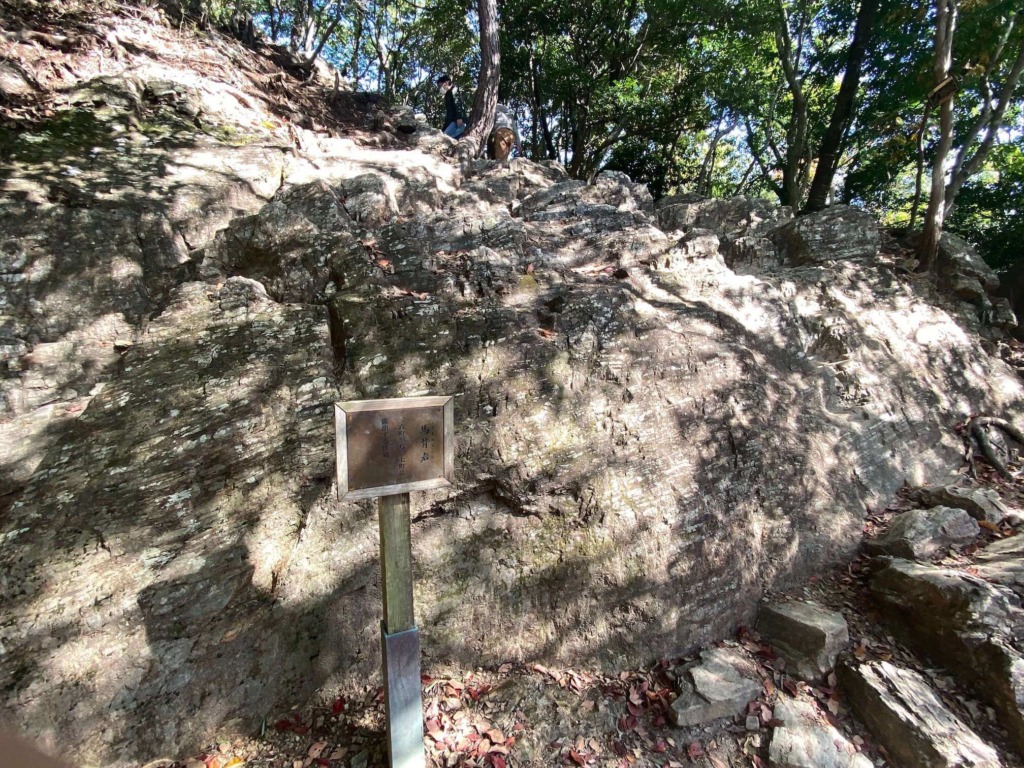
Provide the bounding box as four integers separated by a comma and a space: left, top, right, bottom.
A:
381, 623, 425, 768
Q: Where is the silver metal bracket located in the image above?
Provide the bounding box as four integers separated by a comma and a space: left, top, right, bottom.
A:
381, 624, 425, 768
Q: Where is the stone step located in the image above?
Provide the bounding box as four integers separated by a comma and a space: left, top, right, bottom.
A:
756, 600, 848, 682
863, 505, 978, 560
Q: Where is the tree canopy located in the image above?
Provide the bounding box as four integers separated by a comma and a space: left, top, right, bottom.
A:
162, 0, 1024, 270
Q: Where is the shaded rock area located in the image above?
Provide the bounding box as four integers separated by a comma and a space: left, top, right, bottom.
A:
768, 696, 872, 768
839, 660, 1002, 768
863, 505, 979, 559
669, 647, 761, 727
999, 258, 1024, 341
0, 278, 347, 765
654, 194, 792, 239
870, 559, 1024, 750
1, 7, 1023, 767
756, 600, 848, 681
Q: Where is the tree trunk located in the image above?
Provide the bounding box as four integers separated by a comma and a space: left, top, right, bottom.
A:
909, 106, 930, 230
697, 114, 728, 197
944, 33, 1024, 219
529, 49, 557, 160
917, 0, 957, 272
802, 0, 881, 213
459, 0, 501, 159
774, 1, 809, 210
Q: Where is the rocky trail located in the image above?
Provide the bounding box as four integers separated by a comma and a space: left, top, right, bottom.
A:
2, 4, 1024, 768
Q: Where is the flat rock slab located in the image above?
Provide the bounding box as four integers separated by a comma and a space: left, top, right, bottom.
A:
870, 559, 1024, 751
864, 505, 979, 559
670, 647, 762, 727
912, 485, 1009, 524
838, 661, 1001, 768
768, 696, 872, 768
756, 600, 848, 681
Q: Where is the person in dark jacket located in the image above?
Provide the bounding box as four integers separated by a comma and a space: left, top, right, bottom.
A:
436, 74, 466, 138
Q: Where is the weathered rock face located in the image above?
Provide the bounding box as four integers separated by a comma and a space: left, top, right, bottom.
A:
2, 19, 1024, 765
936, 232, 1001, 302
655, 194, 793, 239
974, 536, 1024, 595
870, 559, 1024, 750
0, 279, 349, 765
999, 258, 1024, 340
767, 206, 881, 266
838, 660, 1002, 768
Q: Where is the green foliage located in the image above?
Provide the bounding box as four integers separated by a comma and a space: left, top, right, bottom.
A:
947, 143, 1024, 271
151, 0, 1024, 266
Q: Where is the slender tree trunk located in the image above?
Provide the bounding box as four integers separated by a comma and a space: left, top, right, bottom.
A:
944, 35, 1024, 219
909, 106, 930, 229
529, 49, 557, 160
697, 114, 728, 197
568, 104, 590, 177
803, 0, 881, 213
917, 0, 957, 272
460, 0, 501, 159
350, 11, 362, 84
775, 0, 810, 209
734, 159, 756, 195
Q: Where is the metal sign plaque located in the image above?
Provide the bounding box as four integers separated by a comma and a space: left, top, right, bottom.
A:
335, 396, 454, 501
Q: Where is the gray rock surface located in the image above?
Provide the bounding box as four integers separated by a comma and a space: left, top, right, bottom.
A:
768, 206, 880, 265
999, 258, 1024, 340
864, 506, 979, 559
670, 647, 762, 727
756, 601, 848, 681
838, 660, 1001, 768
768, 696, 872, 768
655, 194, 793, 239
911, 485, 1010, 523
974, 536, 1024, 597
870, 559, 1024, 750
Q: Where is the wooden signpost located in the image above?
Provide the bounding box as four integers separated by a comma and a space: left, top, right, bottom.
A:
335, 396, 455, 768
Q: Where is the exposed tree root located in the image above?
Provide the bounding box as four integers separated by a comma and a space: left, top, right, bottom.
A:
966, 416, 1024, 479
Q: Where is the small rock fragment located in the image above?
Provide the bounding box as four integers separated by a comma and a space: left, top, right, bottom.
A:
670, 647, 762, 727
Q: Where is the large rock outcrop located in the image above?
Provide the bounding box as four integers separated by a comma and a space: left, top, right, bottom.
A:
1, 13, 1023, 766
